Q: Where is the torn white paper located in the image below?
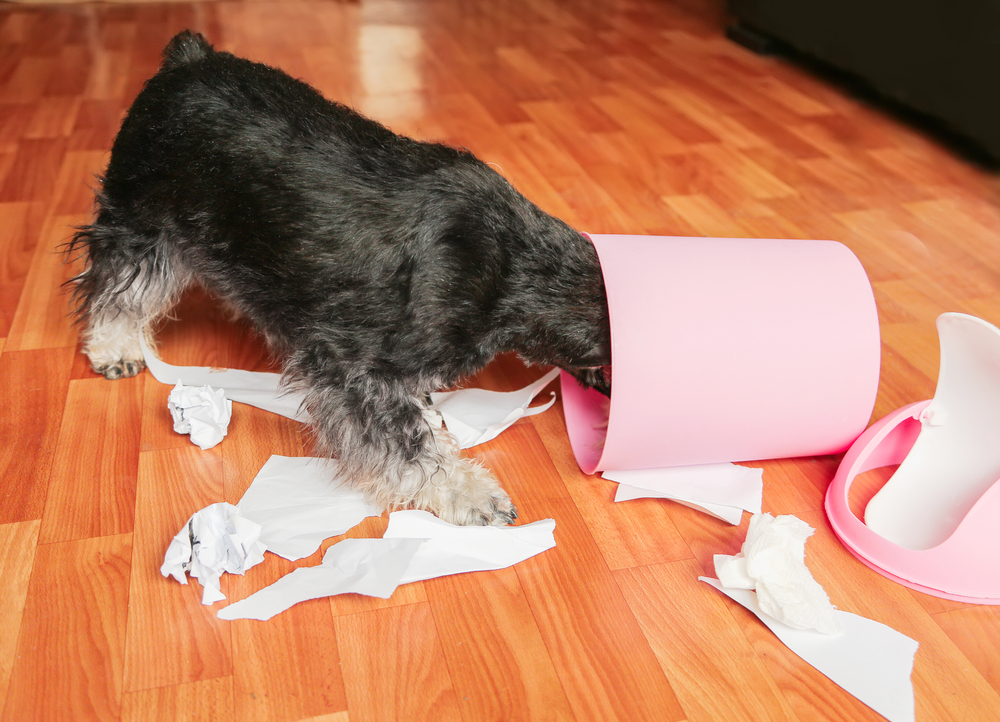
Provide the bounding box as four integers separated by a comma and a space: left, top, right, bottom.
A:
161, 502, 267, 604
168, 382, 232, 450
605, 463, 763, 525
701, 577, 918, 722
140, 334, 310, 422
217, 538, 424, 621
714, 513, 841, 634
217, 510, 557, 620
430, 368, 560, 448
237, 455, 381, 561
384, 510, 557, 583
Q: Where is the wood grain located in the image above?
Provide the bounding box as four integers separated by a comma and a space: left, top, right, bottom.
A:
3, 533, 132, 722
123, 446, 232, 693
40, 375, 142, 543
3, 0, 1000, 719
334, 603, 462, 722
0, 520, 41, 715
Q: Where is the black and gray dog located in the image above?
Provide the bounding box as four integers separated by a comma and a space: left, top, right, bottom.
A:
68, 31, 611, 525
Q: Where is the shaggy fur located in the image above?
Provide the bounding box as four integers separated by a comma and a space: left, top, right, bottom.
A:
67, 31, 611, 525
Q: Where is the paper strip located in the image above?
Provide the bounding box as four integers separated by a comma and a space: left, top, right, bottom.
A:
700, 577, 917, 722
430, 368, 560, 448
218, 538, 423, 621
218, 510, 557, 620
383, 509, 557, 583
613, 483, 745, 524
237, 455, 382, 561
605, 463, 763, 525
140, 334, 310, 422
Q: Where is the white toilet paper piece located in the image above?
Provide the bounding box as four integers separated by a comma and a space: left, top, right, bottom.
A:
714, 513, 841, 634
140, 334, 310, 422
160, 502, 267, 604
237, 455, 382, 561
218, 510, 557, 621
700, 578, 918, 722
217, 538, 425, 621
168, 382, 233, 450
384, 510, 558, 583
605, 463, 764, 525
143, 334, 559, 449
430, 368, 560, 448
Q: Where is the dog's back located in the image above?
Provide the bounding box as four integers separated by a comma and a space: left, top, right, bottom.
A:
68, 31, 609, 524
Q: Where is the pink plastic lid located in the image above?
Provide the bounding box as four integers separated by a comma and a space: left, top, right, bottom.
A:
562, 234, 881, 473
825, 313, 1000, 604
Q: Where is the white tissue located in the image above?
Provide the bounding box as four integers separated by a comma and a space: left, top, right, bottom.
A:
237, 455, 381, 561
217, 510, 557, 621
160, 502, 267, 604
605, 463, 764, 525
714, 513, 841, 635
429, 368, 560, 448
167, 382, 233, 450
217, 538, 425, 621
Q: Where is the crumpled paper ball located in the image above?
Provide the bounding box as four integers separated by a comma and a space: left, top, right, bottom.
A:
714, 513, 842, 635
168, 381, 232, 450
160, 502, 267, 604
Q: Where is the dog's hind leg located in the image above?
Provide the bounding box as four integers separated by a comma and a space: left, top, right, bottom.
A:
67, 213, 190, 379
302, 368, 517, 526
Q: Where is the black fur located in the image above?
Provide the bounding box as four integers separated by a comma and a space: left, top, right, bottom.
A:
67, 31, 611, 524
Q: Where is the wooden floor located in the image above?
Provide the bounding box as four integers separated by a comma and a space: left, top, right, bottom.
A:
3, 1, 1000, 720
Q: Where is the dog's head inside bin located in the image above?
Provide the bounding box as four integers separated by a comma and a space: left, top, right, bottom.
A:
561, 234, 881, 474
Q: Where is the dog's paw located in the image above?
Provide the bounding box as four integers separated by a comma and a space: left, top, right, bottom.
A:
429, 458, 518, 526
96, 359, 145, 380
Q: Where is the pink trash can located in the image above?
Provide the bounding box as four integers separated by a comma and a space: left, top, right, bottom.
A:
561, 234, 881, 473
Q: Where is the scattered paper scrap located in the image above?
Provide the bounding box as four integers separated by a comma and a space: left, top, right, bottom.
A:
140, 334, 309, 422
237, 455, 382, 561
604, 463, 763, 525
714, 513, 841, 634
217, 539, 424, 621
218, 510, 557, 621
700, 577, 917, 722
168, 382, 232, 450
161, 502, 267, 604
430, 368, 560, 448
384, 510, 557, 583
144, 335, 561, 447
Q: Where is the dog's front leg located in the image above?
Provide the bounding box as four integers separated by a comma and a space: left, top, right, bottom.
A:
304, 371, 517, 526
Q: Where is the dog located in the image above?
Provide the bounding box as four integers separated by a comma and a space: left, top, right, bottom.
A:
67, 31, 611, 526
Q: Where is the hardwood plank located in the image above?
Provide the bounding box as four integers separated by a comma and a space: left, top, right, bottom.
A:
0, 136, 66, 203
121, 677, 234, 722
933, 606, 1000, 691
423, 566, 575, 721
39, 375, 142, 543
123, 446, 232, 692
5, 213, 82, 351
477, 423, 686, 722
615, 559, 798, 722
229, 593, 348, 722
3, 533, 132, 722
0, 345, 74, 524
334, 604, 462, 722
0, 201, 47, 336
0, 520, 41, 716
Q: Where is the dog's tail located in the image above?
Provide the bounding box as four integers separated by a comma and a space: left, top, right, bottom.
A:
161, 30, 213, 70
